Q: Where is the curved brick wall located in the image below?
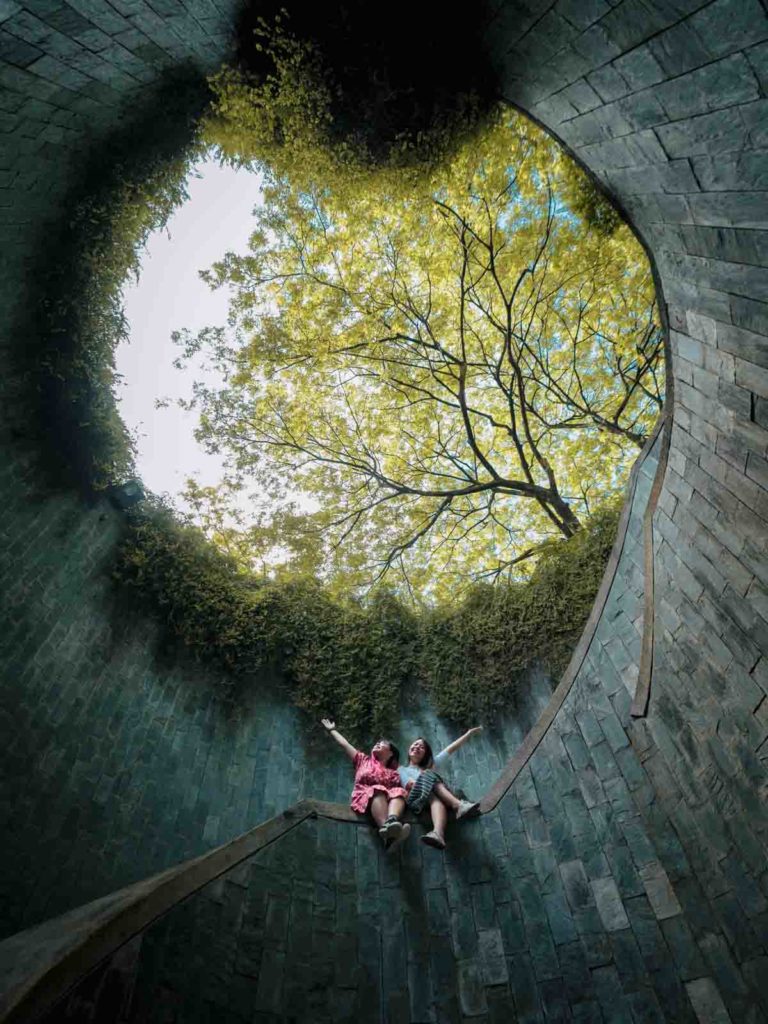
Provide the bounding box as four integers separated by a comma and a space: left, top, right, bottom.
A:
490, 2, 768, 1009
2, 1, 768, 1021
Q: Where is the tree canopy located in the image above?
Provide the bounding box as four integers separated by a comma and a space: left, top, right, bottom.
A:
177, 100, 662, 602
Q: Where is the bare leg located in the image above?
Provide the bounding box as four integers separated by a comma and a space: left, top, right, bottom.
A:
388, 796, 406, 819
433, 781, 461, 813
369, 792, 389, 828
429, 793, 448, 841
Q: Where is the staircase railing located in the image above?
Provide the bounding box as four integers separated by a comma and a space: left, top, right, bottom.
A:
0, 800, 358, 1024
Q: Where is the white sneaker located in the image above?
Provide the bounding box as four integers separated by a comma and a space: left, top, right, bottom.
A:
456, 800, 480, 820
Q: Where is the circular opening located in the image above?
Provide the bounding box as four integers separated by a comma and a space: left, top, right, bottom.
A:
41, 22, 665, 734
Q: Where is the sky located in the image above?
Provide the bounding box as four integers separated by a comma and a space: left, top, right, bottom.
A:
116, 157, 263, 510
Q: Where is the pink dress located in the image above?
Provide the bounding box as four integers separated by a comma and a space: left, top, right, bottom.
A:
350, 751, 407, 814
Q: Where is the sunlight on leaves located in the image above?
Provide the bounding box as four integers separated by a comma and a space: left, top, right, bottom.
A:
177, 48, 663, 602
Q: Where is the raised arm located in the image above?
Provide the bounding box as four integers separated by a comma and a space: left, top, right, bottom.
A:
443, 725, 483, 757
321, 719, 358, 761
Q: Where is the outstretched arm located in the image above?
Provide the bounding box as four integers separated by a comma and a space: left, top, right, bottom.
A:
321, 719, 358, 761
443, 726, 483, 757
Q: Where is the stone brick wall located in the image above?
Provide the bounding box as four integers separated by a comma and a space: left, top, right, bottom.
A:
4, 0, 768, 1020
488, 0, 768, 1002
0, 473, 544, 941
37, 426, 659, 1024
0, 0, 238, 941
0, 0, 238, 352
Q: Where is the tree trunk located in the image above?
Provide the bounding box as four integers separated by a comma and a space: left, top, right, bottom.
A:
549, 495, 582, 538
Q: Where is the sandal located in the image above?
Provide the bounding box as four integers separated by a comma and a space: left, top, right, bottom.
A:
420, 830, 446, 850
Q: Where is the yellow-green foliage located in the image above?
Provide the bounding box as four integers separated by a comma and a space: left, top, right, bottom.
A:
204, 17, 488, 183
189, 66, 661, 600
116, 499, 620, 731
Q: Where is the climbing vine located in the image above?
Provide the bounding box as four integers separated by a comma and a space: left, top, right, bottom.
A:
418, 502, 622, 721
205, 16, 619, 230
216, 4, 496, 170
115, 498, 620, 732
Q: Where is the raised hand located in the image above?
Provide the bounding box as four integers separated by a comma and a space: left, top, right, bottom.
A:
322, 720, 357, 761
445, 725, 484, 757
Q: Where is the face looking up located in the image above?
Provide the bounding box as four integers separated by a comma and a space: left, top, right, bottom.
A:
372, 739, 394, 765
409, 738, 427, 765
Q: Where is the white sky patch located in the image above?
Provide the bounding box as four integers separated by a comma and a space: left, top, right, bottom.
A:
116, 156, 263, 510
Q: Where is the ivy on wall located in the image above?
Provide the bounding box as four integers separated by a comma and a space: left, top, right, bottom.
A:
228, 3, 497, 166
116, 498, 620, 732
419, 502, 621, 721
206, 17, 619, 233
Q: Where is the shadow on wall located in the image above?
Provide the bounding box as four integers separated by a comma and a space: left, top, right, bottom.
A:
13, 66, 211, 498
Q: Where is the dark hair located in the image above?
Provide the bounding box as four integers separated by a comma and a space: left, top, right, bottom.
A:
412, 737, 433, 768
380, 738, 400, 768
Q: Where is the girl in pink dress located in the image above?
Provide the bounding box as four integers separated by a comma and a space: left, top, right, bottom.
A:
321, 718, 411, 850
